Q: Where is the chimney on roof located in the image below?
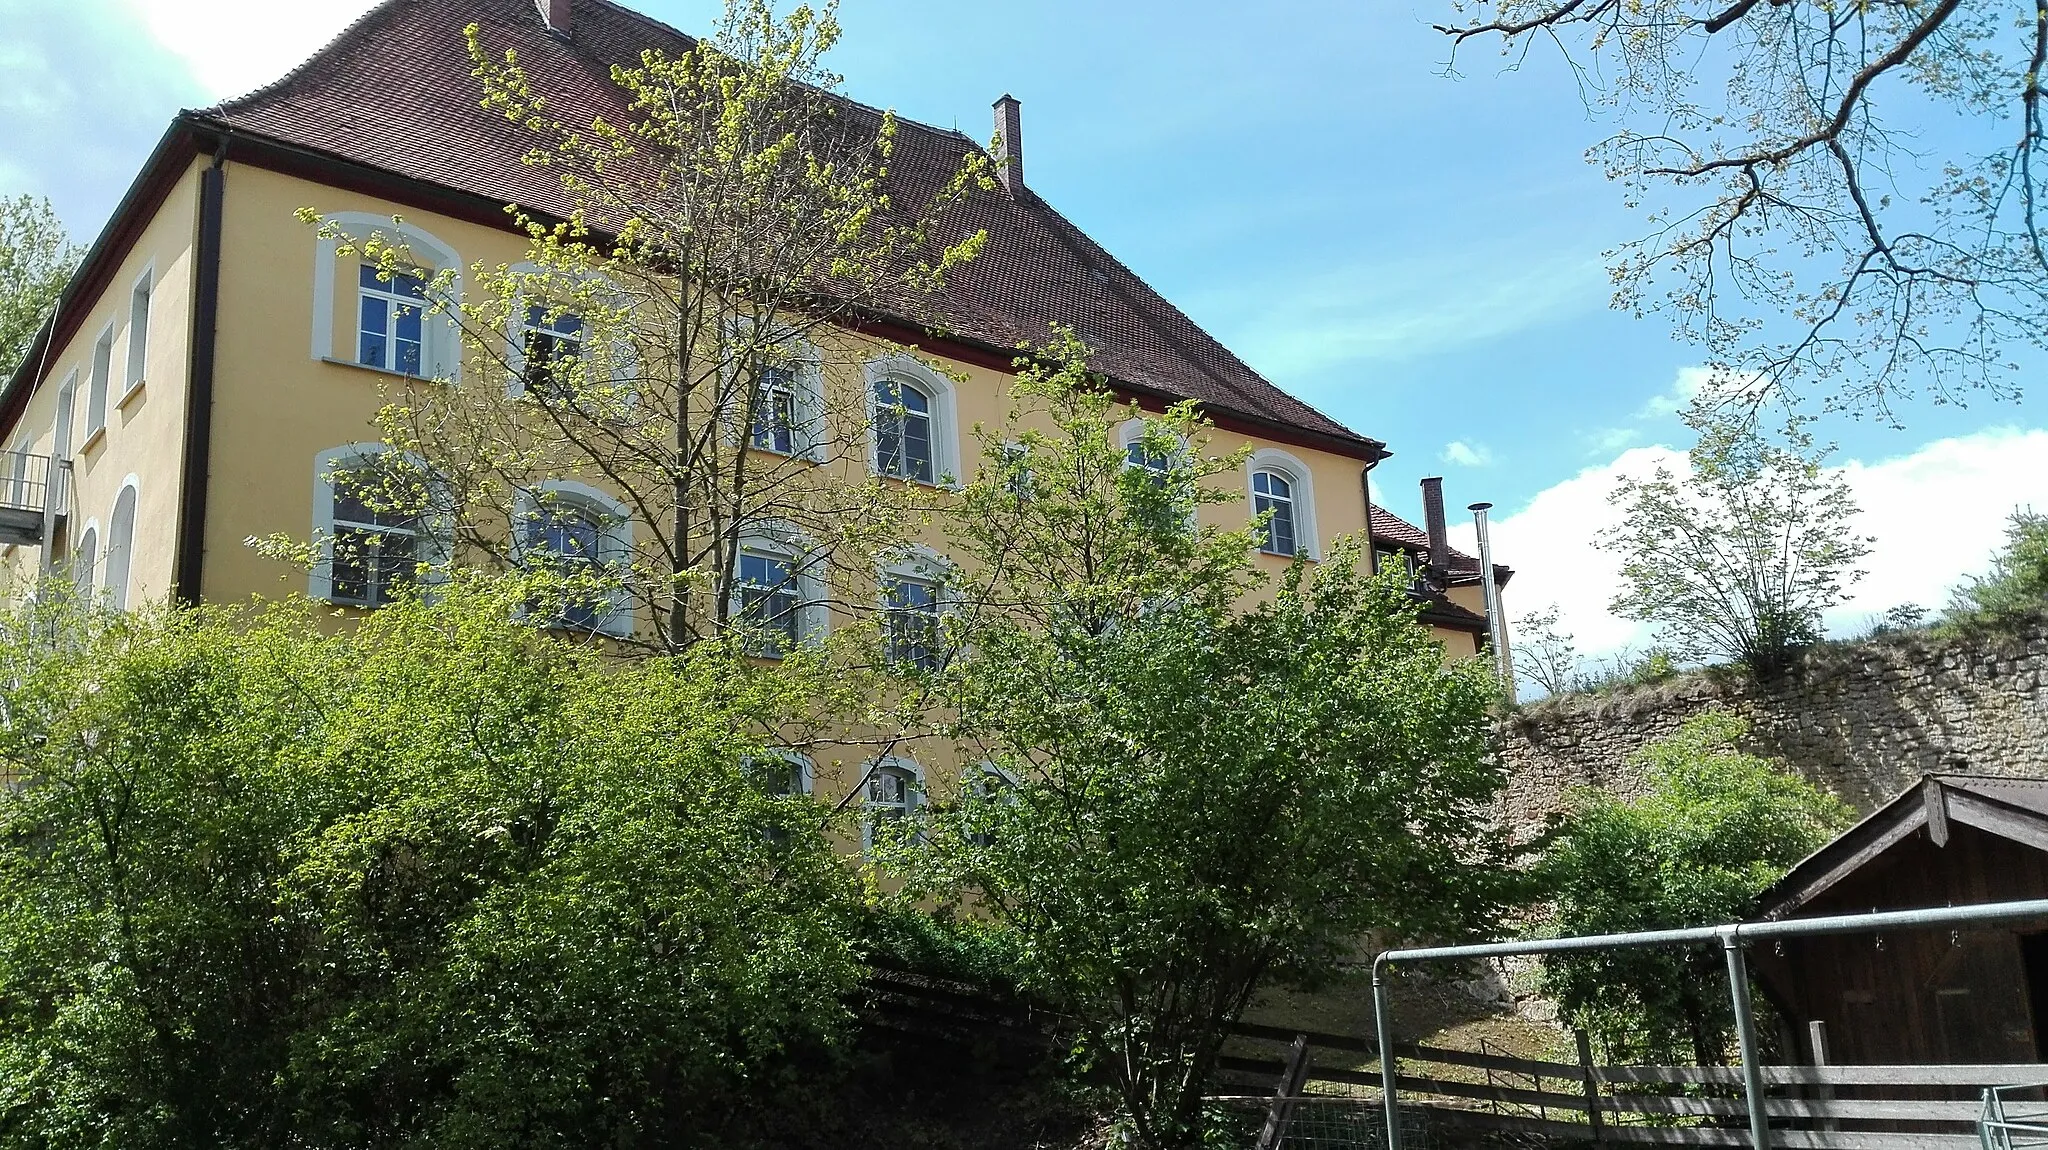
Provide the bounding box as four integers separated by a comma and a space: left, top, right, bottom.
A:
992, 94, 1024, 195
1421, 476, 1449, 583
538, 0, 571, 36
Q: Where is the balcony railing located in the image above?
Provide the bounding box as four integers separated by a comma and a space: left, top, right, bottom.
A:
0, 451, 68, 549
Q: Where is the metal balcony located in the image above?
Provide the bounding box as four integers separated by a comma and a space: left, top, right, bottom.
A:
0, 451, 68, 549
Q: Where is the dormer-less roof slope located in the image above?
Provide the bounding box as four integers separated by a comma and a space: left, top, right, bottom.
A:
193, 0, 1380, 459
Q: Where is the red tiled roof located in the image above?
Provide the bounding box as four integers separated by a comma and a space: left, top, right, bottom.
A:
1368, 504, 1512, 586
200, 0, 1377, 455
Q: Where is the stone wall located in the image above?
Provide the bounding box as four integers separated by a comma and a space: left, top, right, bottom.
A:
1494, 616, 2048, 836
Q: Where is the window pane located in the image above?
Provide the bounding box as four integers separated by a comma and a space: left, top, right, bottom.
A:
360, 264, 385, 291
903, 414, 934, 483
884, 578, 940, 671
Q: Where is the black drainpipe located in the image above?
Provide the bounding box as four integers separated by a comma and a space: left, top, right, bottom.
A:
1360, 456, 1382, 575
173, 141, 227, 607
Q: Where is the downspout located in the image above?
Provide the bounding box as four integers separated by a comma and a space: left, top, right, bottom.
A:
173, 141, 227, 607
1469, 501, 1513, 702
1360, 457, 1381, 575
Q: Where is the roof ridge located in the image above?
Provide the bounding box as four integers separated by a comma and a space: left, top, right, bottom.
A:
579, 0, 977, 145
206, 0, 408, 113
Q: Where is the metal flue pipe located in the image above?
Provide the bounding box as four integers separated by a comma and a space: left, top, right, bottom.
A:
1467, 501, 1511, 701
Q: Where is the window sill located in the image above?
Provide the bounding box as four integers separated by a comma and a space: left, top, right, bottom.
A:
78, 426, 107, 456
319, 356, 446, 384
117, 379, 146, 412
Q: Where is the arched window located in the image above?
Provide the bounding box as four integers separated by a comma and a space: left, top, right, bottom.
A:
748, 748, 814, 797
1246, 449, 1319, 560
516, 482, 633, 637
104, 481, 138, 610
862, 757, 924, 852
731, 527, 826, 657
1251, 471, 1298, 555
311, 213, 461, 380
1117, 418, 1192, 533
72, 521, 98, 601
873, 377, 934, 482
879, 547, 949, 672
312, 444, 445, 607
866, 354, 957, 485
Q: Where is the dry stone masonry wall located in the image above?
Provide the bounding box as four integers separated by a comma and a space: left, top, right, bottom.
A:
1494, 617, 2048, 837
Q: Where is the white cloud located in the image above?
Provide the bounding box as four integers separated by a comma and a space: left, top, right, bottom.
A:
1453, 426, 2048, 672
1633, 364, 1718, 421
123, 0, 378, 100
1441, 440, 1495, 467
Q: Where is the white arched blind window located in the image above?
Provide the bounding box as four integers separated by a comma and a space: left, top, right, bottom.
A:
73, 523, 98, 601
105, 484, 137, 610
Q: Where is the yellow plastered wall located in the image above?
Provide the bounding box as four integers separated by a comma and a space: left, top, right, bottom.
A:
2, 158, 205, 603
48, 159, 1493, 818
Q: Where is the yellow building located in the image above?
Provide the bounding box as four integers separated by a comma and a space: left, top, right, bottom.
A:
0, 0, 1511, 804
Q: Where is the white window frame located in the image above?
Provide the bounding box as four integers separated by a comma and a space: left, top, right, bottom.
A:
85, 324, 115, 440
860, 755, 925, 852
750, 748, 815, 797
502, 264, 641, 404
311, 443, 450, 607
877, 545, 951, 672
729, 524, 829, 656
104, 478, 139, 611
1116, 417, 1197, 530
513, 480, 635, 638
1245, 448, 1320, 560
311, 212, 462, 381
125, 265, 153, 396
865, 353, 959, 487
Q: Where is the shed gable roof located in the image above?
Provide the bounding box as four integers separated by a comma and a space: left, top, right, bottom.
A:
1756, 774, 2048, 920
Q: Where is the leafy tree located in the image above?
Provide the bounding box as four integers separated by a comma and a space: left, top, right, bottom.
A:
312, 0, 990, 654
1511, 603, 1582, 697
0, 194, 81, 380
0, 577, 866, 1148
904, 333, 1506, 1149
1532, 710, 1852, 1065
1601, 413, 1870, 681
1440, 0, 2048, 418
1945, 508, 2048, 630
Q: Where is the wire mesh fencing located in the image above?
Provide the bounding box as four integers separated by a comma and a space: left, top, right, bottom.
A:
1208, 1097, 1437, 1150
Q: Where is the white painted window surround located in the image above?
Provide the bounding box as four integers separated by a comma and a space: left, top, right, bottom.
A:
861, 755, 925, 852
501, 264, 641, 402
126, 266, 153, 391
513, 480, 635, 638
310, 443, 450, 606
1244, 447, 1320, 560
729, 523, 830, 655
864, 353, 960, 486
104, 479, 138, 611
311, 213, 462, 380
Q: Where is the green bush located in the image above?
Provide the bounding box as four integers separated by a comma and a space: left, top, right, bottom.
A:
1945, 509, 2048, 633
1531, 710, 1852, 1065
0, 578, 865, 1148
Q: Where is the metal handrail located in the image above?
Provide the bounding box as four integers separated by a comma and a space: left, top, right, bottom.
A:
0, 450, 58, 515
1981, 1084, 2048, 1150
1371, 898, 2048, 1150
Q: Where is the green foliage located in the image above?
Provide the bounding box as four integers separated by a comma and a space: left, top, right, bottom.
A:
0, 194, 81, 380
856, 904, 1030, 994
903, 333, 1507, 1149
1943, 509, 2048, 633
0, 578, 865, 1148
1532, 710, 1852, 1065
1601, 413, 1870, 682
314, 0, 993, 653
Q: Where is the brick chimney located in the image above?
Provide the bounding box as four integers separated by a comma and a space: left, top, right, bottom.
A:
538, 0, 571, 35
1421, 476, 1449, 583
992, 95, 1023, 195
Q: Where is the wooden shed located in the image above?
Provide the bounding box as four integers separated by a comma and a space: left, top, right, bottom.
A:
1752, 774, 2048, 1066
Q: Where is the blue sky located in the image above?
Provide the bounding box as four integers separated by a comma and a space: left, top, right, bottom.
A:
7, 0, 2045, 664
